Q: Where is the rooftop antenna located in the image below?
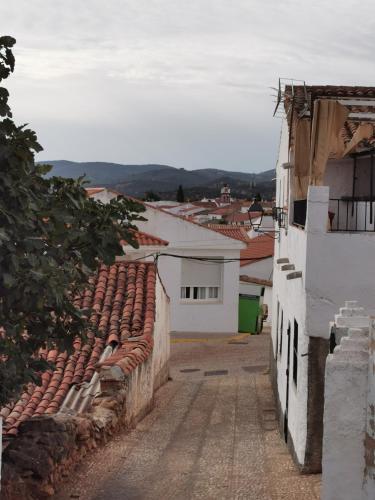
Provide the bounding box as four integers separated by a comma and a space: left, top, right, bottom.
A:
273, 78, 306, 117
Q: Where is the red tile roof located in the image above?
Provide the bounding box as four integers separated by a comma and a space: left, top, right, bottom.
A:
226, 212, 247, 223
209, 206, 234, 216
86, 187, 105, 195
226, 211, 263, 224
207, 225, 250, 242
1, 262, 158, 435
85, 187, 122, 197
121, 230, 168, 247
143, 201, 246, 244
240, 235, 275, 267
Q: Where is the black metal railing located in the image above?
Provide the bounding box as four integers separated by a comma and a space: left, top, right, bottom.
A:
272, 206, 287, 229
329, 198, 375, 232
293, 200, 307, 228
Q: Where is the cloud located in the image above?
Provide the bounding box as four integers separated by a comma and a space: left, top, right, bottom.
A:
3, 0, 375, 172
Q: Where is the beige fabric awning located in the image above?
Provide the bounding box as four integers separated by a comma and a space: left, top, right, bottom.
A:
309, 99, 349, 185
294, 119, 311, 199
292, 100, 349, 199
342, 122, 373, 156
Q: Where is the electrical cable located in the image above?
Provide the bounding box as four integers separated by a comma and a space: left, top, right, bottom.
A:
128, 252, 271, 265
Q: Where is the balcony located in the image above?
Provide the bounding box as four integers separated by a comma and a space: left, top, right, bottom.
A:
329, 198, 375, 232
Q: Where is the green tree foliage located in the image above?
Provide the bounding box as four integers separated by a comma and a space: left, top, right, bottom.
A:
176, 184, 185, 203
143, 190, 161, 202
0, 37, 145, 407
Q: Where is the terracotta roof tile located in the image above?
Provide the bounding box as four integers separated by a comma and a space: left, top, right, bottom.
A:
2, 262, 158, 435
207, 225, 250, 242
240, 235, 275, 267
121, 230, 168, 247
85, 187, 122, 197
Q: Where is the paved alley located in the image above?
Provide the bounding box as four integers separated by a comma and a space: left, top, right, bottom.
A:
54, 331, 321, 500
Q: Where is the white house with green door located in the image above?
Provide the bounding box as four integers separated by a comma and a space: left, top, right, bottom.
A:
136, 204, 247, 333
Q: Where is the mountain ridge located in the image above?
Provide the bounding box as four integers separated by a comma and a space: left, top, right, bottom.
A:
42, 160, 275, 199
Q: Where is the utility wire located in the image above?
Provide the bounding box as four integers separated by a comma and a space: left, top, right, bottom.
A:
129, 252, 270, 265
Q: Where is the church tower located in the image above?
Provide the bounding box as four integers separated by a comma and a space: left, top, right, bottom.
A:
220, 184, 231, 204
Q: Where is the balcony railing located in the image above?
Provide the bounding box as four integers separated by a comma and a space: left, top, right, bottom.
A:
329, 198, 375, 232
293, 200, 307, 228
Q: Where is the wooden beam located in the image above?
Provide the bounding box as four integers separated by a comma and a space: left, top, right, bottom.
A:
286, 271, 303, 280
276, 258, 289, 264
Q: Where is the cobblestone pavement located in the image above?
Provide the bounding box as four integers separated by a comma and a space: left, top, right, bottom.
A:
54, 330, 321, 500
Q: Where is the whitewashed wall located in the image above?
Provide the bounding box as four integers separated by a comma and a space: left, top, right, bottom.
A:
138, 207, 245, 333
152, 274, 170, 390
271, 118, 310, 465
322, 305, 374, 500
272, 117, 375, 469
264, 286, 272, 324
240, 257, 273, 280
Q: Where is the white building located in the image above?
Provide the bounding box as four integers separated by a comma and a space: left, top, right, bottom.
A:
136, 205, 246, 333
270, 84, 375, 473
85, 187, 121, 203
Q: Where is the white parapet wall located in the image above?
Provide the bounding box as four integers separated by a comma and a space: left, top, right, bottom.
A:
321, 302, 374, 500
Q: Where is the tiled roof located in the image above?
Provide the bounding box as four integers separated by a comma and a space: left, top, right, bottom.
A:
86, 187, 105, 195
121, 230, 168, 247
240, 235, 275, 267
207, 225, 250, 242
143, 201, 246, 245
226, 212, 252, 223
284, 85, 375, 152
85, 187, 122, 197
209, 206, 234, 216
1, 262, 157, 435
191, 201, 218, 209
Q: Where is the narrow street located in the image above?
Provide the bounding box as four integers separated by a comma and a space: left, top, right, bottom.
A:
55, 330, 321, 500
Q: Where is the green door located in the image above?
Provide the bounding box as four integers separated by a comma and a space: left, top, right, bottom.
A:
238, 294, 260, 333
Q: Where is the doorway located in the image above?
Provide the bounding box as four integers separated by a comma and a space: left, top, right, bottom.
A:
284, 321, 291, 443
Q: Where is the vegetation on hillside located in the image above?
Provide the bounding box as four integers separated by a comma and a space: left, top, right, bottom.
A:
45, 160, 276, 201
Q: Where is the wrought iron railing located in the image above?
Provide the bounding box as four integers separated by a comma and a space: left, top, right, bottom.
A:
293, 200, 307, 228
329, 198, 375, 232
272, 206, 287, 228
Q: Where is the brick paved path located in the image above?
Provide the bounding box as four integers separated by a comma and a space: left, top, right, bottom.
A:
55, 331, 321, 500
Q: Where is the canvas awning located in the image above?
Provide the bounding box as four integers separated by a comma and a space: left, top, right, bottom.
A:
292, 99, 349, 198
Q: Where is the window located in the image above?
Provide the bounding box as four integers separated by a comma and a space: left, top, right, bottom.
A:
279, 309, 283, 356
293, 319, 298, 386
180, 257, 222, 302
208, 287, 219, 299
180, 286, 219, 302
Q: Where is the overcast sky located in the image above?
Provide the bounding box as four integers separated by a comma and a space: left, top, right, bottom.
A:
3, 1, 375, 172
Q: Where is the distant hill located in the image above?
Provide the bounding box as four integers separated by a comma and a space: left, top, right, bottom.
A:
42, 160, 275, 200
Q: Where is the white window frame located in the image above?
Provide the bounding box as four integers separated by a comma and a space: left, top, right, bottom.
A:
180, 256, 223, 304
180, 285, 221, 303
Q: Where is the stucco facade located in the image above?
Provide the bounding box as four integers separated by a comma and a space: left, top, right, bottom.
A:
137, 206, 245, 333
271, 118, 375, 472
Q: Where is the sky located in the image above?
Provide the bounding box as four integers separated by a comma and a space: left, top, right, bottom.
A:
3, 1, 375, 173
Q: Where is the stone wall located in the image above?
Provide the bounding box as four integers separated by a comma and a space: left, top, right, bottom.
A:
1, 274, 170, 499
321, 302, 375, 500
1, 380, 128, 499
2, 354, 164, 499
